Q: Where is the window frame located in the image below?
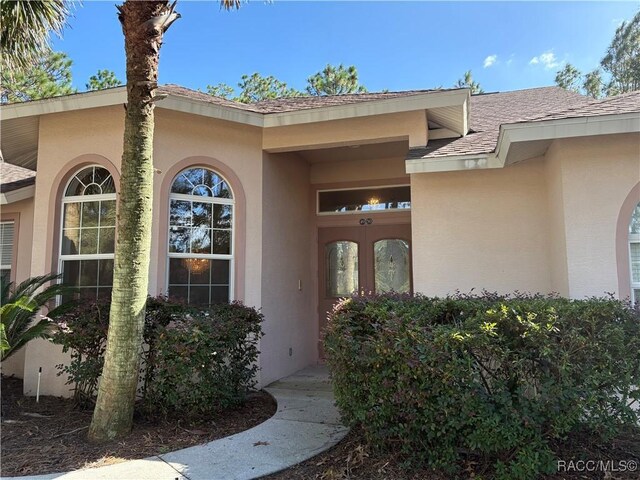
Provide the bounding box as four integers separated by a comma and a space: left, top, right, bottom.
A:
166, 167, 235, 304
629, 203, 640, 305
0, 219, 16, 284
58, 165, 117, 299
316, 184, 411, 216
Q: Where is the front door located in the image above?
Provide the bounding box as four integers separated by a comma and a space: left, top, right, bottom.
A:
318, 220, 411, 354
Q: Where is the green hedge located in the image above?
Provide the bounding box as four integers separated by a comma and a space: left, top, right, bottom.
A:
53, 297, 264, 418
324, 293, 640, 479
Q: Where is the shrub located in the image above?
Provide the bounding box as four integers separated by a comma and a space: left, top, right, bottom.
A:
52, 298, 110, 406
52, 298, 264, 416
141, 301, 264, 418
324, 293, 640, 479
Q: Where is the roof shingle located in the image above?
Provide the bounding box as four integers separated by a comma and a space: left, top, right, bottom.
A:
409, 86, 594, 159
0, 162, 36, 193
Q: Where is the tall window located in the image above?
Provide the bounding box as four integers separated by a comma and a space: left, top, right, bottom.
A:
168, 167, 233, 304
0, 221, 15, 285
630, 202, 640, 304
60, 166, 116, 299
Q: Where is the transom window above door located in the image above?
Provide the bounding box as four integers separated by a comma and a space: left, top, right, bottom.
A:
168, 167, 234, 305
318, 185, 411, 214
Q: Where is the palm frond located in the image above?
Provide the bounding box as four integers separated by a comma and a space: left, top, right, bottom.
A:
0, 0, 75, 71
220, 0, 242, 11
0, 273, 71, 361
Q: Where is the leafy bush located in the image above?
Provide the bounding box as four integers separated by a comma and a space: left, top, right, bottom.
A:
52, 299, 110, 406
324, 293, 640, 479
52, 298, 264, 417
142, 302, 263, 418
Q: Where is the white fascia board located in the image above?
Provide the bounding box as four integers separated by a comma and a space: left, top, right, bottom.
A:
0, 184, 35, 205
157, 97, 264, 127
0, 88, 127, 120
496, 112, 640, 166
263, 89, 470, 128
405, 153, 500, 174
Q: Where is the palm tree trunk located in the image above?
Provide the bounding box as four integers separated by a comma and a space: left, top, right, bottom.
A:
88, 0, 177, 442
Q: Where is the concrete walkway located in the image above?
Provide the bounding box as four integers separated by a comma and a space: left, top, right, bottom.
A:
2, 365, 349, 480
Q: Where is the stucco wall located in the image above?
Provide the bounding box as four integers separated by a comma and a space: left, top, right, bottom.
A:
0, 197, 34, 378
23, 105, 266, 395
548, 133, 640, 298
311, 156, 407, 184
260, 152, 315, 385
410, 159, 552, 296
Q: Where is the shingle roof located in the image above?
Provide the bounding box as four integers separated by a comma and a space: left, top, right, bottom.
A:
0, 162, 36, 193
159, 84, 449, 114
408, 86, 594, 159
527, 90, 640, 122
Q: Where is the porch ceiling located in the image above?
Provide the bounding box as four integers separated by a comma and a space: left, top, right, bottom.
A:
0, 116, 39, 169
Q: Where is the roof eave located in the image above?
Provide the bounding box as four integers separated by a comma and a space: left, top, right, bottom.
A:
0, 184, 35, 205
496, 111, 640, 166
263, 89, 470, 129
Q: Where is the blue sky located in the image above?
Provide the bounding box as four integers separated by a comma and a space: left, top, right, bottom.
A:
53, 1, 638, 94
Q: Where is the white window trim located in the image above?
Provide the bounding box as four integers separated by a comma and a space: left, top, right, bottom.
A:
58, 166, 116, 297
166, 168, 236, 304
316, 184, 412, 216
630, 233, 640, 305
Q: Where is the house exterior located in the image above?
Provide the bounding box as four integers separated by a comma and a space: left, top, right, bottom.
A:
1, 85, 639, 397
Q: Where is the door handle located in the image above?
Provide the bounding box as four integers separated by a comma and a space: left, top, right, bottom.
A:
359, 218, 366, 225
366, 218, 373, 225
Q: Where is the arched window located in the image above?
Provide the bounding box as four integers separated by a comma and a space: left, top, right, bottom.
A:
630, 202, 640, 304
60, 166, 116, 299
167, 167, 233, 304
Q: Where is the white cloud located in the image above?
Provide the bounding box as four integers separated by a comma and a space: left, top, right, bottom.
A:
529, 51, 560, 70
483, 54, 498, 68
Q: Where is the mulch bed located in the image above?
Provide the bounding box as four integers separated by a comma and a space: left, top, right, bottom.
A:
0, 374, 276, 477
266, 427, 640, 480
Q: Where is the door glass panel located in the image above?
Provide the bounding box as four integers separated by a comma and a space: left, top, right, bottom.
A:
374, 239, 410, 293
325, 241, 359, 297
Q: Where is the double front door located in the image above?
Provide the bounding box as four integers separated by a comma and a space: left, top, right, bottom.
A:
318, 220, 412, 350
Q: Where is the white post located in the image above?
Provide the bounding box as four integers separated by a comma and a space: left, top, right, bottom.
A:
36, 367, 42, 403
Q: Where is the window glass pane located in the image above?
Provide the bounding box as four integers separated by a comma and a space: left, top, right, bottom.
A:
211, 286, 229, 303
1, 269, 11, 286
98, 259, 114, 285
94, 168, 114, 192
170, 200, 191, 226
82, 201, 100, 227
84, 184, 102, 195
100, 201, 116, 227
65, 177, 84, 197
319, 186, 411, 213
192, 202, 212, 227
374, 239, 410, 294
191, 227, 212, 254
99, 227, 115, 254
62, 260, 80, 286
325, 241, 358, 297
189, 259, 211, 284
169, 258, 189, 284
213, 230, 231, 255
213, 204, 232, 228
633, 289, 640, 305
64, 203, 81, 228
80, 260, 99, 286
631, 243, 640, 283
193, 185, 213, 197
630, 204, 640, 235
80, 228, 99, 254
190, 286, 210, 305
169, 286, 188, 303
211, 260, 230, 285
183, 168, 204, 190
62, 229, 80, 255
169, 227, 189, 253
